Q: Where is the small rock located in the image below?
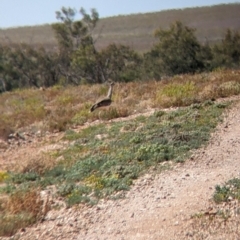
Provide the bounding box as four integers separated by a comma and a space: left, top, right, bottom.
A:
228, 196, 233, 201
0, 139, 8, 149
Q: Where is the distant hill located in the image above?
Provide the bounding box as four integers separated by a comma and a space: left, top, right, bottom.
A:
0, 3, 240, 52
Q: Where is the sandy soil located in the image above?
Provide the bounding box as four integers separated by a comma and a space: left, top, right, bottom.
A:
1, 97, 240, 240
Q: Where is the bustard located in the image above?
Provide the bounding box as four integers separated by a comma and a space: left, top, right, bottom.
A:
90, 81, 115, 112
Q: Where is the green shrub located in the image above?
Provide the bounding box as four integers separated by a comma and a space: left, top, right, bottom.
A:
213, 178, 240, 203
156, 81, 198, 107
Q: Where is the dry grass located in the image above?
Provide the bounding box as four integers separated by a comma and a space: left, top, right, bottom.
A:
19, 155, 59, 176
6, 188, 42, 216
1, 69, 240, 136
0, 89, 46, 130
0, 187, 49, 236
1, 69, 240, 237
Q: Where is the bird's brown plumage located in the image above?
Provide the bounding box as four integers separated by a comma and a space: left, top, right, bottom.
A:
90, 82, 115, 112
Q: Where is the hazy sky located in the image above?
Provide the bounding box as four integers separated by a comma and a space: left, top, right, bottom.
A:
0, 0, 238, 28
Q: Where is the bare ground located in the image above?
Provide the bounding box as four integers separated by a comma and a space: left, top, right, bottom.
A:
1, 97, 240, 240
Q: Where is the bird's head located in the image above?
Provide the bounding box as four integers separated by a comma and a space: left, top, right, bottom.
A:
107, 80, 115, 86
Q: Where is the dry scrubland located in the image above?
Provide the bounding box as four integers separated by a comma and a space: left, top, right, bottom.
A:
0, 3, 240, 51
0, 69, 240, 237
1, 69, 240, 137
0, 3, 240, 238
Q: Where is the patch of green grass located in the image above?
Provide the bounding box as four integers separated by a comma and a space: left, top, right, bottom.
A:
0, 184, 16, 194
1, 101, 229, 236
64, 123, 107, 141
8, 101, 228, 189
0, 172, 9, 183
67, 189, 93, 206
57, 102, 227, 205
9, 172, 40, 184
213, 178, 240, 204
155, 81, 199, 107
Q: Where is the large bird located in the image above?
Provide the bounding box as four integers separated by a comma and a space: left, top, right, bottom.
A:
90, 81, 115, 112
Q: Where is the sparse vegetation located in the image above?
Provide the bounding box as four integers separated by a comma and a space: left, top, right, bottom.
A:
0, 70, 239, 237
0, 93, 230, 235
0, 187, 47, 236
0, 69, 239, 135
0, 171, 9, 182
0, 3, 240, 238
188, 178, 240, 239
155, 80, 198, 107
213, 178, 240, 204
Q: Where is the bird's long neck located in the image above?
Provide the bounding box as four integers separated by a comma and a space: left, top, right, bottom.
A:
107, 84, 113, 99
